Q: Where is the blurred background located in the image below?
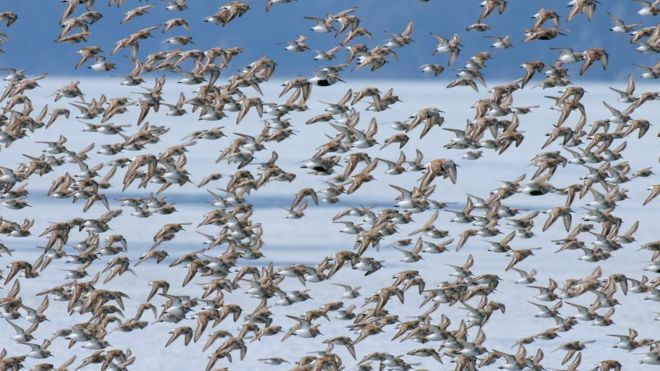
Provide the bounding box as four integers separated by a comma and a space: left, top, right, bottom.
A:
1, 0, 656, 80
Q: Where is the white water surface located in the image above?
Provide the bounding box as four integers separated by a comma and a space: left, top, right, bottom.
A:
0, 78, 658, 370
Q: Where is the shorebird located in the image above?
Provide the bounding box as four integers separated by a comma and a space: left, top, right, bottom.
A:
0, 2, 656, 371
88, 57, 115, 72
430, 33, 461, 65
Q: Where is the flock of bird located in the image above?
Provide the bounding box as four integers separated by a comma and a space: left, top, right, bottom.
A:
0, 0, 658, 370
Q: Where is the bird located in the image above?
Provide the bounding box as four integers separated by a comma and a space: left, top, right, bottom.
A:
430, 33, 461, 65
0, 2, 656, 371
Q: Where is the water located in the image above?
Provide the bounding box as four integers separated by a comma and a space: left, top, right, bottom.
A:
0, 78, 658, 370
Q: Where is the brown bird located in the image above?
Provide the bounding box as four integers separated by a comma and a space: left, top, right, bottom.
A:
420, 158, 457, 189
